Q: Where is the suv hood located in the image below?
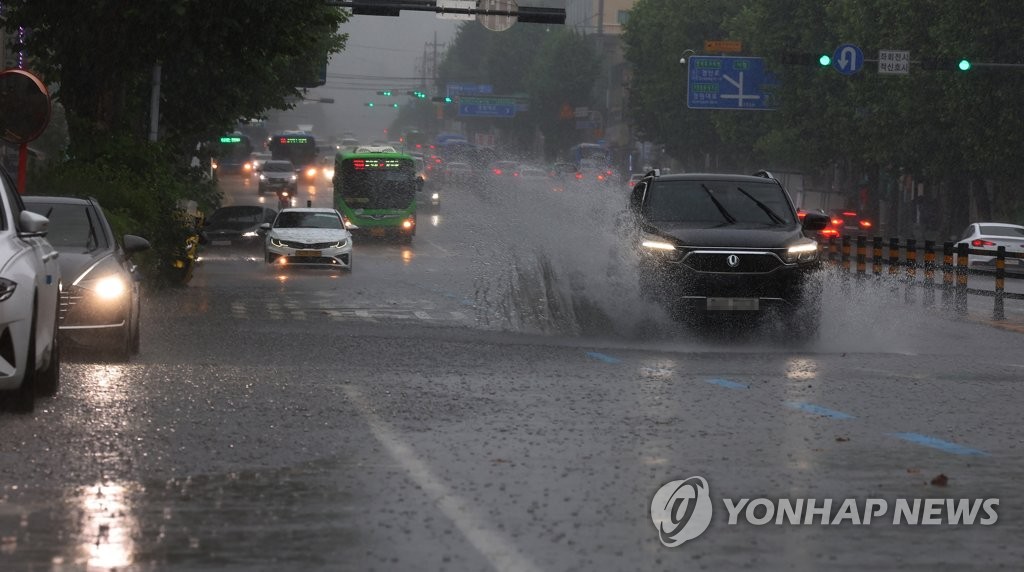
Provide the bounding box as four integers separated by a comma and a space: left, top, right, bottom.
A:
647, 222, 804, 249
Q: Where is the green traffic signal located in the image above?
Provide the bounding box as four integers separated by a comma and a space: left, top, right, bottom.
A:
818, 54, 832, 66
958, 59, 971, 71
365, 102, 375, 107
377, 90, 393, 96
392, 103, 399, 108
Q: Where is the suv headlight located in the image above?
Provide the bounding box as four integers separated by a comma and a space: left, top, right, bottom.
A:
640, 235, 683, 261
785, 241, 819, 263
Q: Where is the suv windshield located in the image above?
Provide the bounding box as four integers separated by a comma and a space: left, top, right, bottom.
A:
644, 180, 796, 225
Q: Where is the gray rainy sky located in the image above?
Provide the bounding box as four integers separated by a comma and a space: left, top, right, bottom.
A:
299, 12, 461, 142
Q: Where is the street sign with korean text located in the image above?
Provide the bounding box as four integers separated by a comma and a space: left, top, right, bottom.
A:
833, 43, 864, 75
458, 96, 517, 118
687, 56, 776, 110
878, 50, 910, 75
704, 40, 742, 53
446, 83, 494, 97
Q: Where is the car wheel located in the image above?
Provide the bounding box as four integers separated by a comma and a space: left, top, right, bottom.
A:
35, 298, 61, 397
345, 255, 353, 272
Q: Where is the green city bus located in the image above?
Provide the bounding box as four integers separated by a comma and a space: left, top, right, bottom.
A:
333, 149, 419, 242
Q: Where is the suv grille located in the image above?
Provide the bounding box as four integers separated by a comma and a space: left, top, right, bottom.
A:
682, 251, 784, 273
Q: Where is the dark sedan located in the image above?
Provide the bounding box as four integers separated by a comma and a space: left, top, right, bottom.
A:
202, 205, 277, 248
23, 196, 150, 360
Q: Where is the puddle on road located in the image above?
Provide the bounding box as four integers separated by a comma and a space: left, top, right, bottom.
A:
0, 459, 360, 569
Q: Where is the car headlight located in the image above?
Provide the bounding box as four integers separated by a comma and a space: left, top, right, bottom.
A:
290, 174, 298, 181
270, 237, 287, 248
641, 239, 676, 251
431, 193, 440, 200
0, 277, 16, 302
242, 231, 259, 238
785, 241, 820, 263
91, 275, 127, 300
306, 167, 317, 178
259, 174, 266, 181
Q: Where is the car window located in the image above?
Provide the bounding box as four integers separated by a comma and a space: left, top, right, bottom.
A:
979, 225, 1024, 238
23, 202, 110, 251
208, 206, 267, 225
644, 180, 795, 225
264, 162, 294, 172
274, 211, 343, 229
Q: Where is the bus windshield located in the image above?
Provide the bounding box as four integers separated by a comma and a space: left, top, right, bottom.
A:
337, 156, 417, 210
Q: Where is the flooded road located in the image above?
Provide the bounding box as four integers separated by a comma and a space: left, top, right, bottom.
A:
2, 179, 1023, 571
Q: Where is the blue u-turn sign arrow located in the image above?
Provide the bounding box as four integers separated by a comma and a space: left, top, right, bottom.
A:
833, 43, 864, 75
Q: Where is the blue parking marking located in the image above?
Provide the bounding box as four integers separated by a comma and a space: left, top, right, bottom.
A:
785, 401, 855, 420
705, 378, 749, 390
889, 432, 990, 457
585, 352, 622, 364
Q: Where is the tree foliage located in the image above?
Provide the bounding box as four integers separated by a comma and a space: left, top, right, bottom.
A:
623, 0, 1024, 227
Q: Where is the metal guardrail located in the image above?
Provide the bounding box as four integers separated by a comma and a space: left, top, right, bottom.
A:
825, 236, 1024, 321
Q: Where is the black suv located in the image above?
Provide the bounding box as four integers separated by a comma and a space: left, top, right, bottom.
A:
625, 171, 830, 336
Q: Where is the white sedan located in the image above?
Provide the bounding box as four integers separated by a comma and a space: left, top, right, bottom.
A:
956, 222, 1024, 273
0, 179, 61, 413
262, 208, 353, 271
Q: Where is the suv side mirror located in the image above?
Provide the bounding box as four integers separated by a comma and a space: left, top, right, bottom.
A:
801, 212, 830, 232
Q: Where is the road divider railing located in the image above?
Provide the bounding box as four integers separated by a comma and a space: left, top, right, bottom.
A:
824, 236, 1024, 321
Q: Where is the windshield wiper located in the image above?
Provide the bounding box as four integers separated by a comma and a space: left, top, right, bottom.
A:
700, 184, 737, 224
735, 186, 787, 225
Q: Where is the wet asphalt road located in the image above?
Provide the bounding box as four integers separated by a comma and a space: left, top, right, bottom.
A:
1, 176, 1023, 571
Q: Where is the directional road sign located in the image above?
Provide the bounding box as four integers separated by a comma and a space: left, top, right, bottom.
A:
447, 83, 494, 97
687, 56, 776, 110
833, 43, 864, 75
458, 96, 517, 118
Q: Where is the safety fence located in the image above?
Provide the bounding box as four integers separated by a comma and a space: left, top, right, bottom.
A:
824, 236, 1024, 322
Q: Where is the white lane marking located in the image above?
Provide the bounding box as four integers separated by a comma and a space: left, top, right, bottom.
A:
414, 310, 431, 320
231, 301, 248, 319
450, 311, 469, 321
426, 239, 451, 256
342, 385, 541, 572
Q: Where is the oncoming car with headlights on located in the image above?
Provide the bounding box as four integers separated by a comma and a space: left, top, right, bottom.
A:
23, 196, 150, 361
626, 171, 830, 338
261, 208, 353, 272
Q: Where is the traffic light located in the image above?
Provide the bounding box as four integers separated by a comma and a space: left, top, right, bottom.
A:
958, 59, 972, 71
431, 96, 454, 104
778, 52, 832, 67
365, 102, 375, 107
407, 90, 427, 99
391, 103, 400, 109
377, 90, 393, 96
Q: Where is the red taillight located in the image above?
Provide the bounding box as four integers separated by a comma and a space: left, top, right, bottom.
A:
797, 210, 807, 219
831, 218, 843, 226
842, 211, 858, 217
575, 172, 583, 180
971, 239, 996, 247
513, 172, 519, 177
597, 174, 605, 181
493, 168, 502, 175
859, 220, 872, 228
821, 228, 840, 237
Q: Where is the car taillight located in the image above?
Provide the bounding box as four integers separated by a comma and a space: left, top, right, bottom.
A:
797, 210, 807, 219
821, 228, 840, 237
575, 172, 583, 180
831, 218, 843, 226
597, 174, 605, 181
971, 239, 996, 247
493, 168, 502, 175
859, 220, 872, 228
842, 211, 858, 217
